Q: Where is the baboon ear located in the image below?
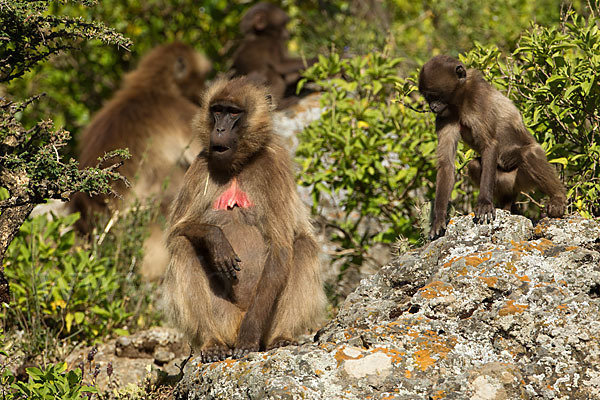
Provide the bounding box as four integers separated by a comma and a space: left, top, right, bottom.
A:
174, 56, 188, 80
456, 65, 467, 80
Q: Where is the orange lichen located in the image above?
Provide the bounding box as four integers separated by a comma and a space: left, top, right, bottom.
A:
499, 300, 528, 316
464, 252, 492, 267
519, 275, 530, 282
503, 262, 518, 274
479, 276, 498, 287
414, 349, 435, 371
373, 347, 405, 364
404, 369, 412, 378
511, 238, 555, 256
418, 281, 454, 299
431, 390, 446, 400
407, 329, 457, 372
442, 257, 460, 269
334, 346, 363, 367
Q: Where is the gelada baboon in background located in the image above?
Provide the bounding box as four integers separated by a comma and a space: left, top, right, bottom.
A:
72, 42, 211, 280
232, 2, 315, 109
162, 77, 326, 362
418, 55, 566, 239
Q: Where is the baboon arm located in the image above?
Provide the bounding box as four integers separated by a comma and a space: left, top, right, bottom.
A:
475, 142, 498, 222
431, 119, 460, 239
234, 246, 290, 355
171, 221, 241, 280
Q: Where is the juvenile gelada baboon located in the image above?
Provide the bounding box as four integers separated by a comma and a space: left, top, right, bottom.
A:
418, 55, 566, 239
162, 77, 326, 362
232, 2, 315, 109
71, 42, 211, 280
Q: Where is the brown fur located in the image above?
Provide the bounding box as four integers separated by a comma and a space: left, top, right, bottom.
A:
161, 77, 326, 362
71, 42, 211, 280
419, 55, 566, 239
232, 2, 315, 109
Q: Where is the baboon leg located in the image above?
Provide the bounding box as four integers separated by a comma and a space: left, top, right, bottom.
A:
162, 236, 242, 362
517, 144, 566, 217
264, 232, 326, 349
232, 246, 291, 358
467, 158, 519, 213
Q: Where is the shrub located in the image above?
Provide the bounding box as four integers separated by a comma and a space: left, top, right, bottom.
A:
463, 6, 600, 217
1, 206, 159, 357
0, 0, 132, 302
297, 52, 441, 271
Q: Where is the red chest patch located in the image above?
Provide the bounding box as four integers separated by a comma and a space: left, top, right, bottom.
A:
214, 177, 254, 210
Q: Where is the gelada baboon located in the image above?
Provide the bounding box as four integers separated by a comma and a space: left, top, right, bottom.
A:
418, 55, 566, 239
162, 77, 326, 362
72, 42, 211, 280
232, 2, 315, 108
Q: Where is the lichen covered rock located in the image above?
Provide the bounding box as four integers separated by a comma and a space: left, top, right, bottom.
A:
176, 211, 600, 399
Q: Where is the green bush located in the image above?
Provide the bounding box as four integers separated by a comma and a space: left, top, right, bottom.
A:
299, 5, 599, 278
10, 363, 96, 400
463, 7, 600, 217
1, 330, 96, 400
297, 52, 441, 270
1, 207, 159, 356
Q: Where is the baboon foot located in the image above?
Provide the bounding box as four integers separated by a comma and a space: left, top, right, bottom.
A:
200, 345, 231, 363
267, 337, 298, 351
232, 342, 259, 359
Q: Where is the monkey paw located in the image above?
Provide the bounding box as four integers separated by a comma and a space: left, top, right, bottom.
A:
209, 237, 242, 280
475, 200, 496, 224
429, 218, 447, 240
232, 343, 260, 359
267, 338, 298, 351
546, 197, 566, 218
200, 345, 232, 363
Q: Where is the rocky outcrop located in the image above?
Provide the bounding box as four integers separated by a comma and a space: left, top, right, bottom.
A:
175, 211, 600, 399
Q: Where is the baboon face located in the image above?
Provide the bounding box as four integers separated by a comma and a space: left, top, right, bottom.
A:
419, 55, 467, 114
208, 101, 244, 165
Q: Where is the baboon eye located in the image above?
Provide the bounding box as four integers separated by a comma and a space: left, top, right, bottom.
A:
230, 112, 240, 117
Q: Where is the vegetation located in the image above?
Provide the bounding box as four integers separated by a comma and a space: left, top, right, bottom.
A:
1, 0, 599, 397
298, 3, 600, 273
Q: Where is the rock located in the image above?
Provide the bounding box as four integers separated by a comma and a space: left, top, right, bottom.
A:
176, 211, 600, 399
65, 327, 189, 392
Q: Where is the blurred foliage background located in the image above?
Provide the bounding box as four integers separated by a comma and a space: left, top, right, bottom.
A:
5, 0, 574, 152
2, 0, 600, 397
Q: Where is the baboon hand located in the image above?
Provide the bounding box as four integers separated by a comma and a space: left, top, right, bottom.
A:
430, 217, 447, 240
475, 199, 495, 224
208, 229, 241, 280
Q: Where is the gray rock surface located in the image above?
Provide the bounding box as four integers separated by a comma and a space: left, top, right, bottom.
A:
175, 211, 600, 399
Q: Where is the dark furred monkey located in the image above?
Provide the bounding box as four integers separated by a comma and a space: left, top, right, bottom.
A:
419, 55, 566, 239
232, 2, 315, 108
162, 77, 326, 362
71, 42, 211, 280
